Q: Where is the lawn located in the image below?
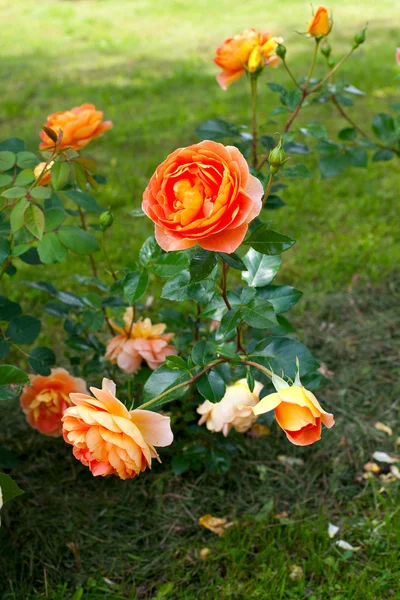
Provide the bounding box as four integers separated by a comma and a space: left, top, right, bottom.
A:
0, 0, 399, 598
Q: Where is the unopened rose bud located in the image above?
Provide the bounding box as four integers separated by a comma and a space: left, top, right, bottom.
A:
353, 26, 367, 49
268, 139, 288, 175
100, 209, 114, 231
320, 42, 331, 58
247, 46, 263, 73
327, 57, 336, 69
275, 43, 287, 60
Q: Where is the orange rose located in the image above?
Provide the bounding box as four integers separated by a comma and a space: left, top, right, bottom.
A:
253, 374, 334, 446
197, 379, 263, 437
307, 7, 331, 38
62, 378, 173, 479
20, 368, 87, 437
39, 103, 113, 150
33, 161, 52, 186
142, 141, 263, 253
105, 308, 176, 373
214, 29, 282, 90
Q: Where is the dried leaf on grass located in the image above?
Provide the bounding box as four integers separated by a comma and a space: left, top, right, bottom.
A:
289, 565, 304, 580
277, 455, 304, 467
335, 540, 361, 551
372, 451, 399, 464
199, 548, 211, 560
317, 362, 334, 380
199, 514, 235, 536
374, 422, 393, 437
328, 523, 339, 538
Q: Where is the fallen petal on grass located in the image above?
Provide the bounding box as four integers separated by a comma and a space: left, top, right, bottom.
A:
328, 523, 340, 538
374, 422, 393, 436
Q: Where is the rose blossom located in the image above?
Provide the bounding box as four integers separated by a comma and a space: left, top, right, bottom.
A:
39, 103, 113, 150
20, 368, 87, 436
105, 308, 176, 373
214, 29, 282, 90
307, 7, 331, 38
62, 378, 173, 479
142, 141, 263, 253
197, 378, 263, 437
253, 373, 334, 446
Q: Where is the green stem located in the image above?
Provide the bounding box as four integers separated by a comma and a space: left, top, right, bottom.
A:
282, 59, 302, 89
308, 47, 354, 94
138, 358, 227, 410
250, 74, 258, 168
240, 359, 273, 379
101, 231, 117, 280
304, 39, 320, 90
262, 173, 275, 208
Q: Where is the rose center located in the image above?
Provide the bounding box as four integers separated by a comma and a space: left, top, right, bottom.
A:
172, 179, 212, 227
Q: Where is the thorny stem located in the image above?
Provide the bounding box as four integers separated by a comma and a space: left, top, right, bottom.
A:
250, 74, 259, 168
282, 59, 302, 89
101, 231, 117, 280
262, 173, 275, 208
78, 207, 98, 278
220, 259, 245, 353
240, 359, 274, 379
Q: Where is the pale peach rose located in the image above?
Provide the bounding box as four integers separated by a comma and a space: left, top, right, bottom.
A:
142, 141, 263, 253
62, 378, 173, 479
307, 7, 331, 38
33, 161, 53, 186
214, 29, 282, 90
197, 378, 263, 437
20, 368, 87, 437
105, 308, 176, 373
253, 373, 334, 446
39, 103, 113, 150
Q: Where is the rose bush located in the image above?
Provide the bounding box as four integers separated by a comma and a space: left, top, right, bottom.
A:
3, 4, 396, 504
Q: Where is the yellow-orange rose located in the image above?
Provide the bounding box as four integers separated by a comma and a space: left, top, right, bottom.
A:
20, 368, 87, 437
214, 29, 282, 89
197, 379, 263, 437
33, 161, 52, 186
142, 141, 263, 253
39, 103, 113, 150
62, 378, 173, 479
307, 7, 331, 38
253, 374, 334, 446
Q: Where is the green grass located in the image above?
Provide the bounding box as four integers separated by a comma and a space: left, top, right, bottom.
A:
1, 1, 400, 598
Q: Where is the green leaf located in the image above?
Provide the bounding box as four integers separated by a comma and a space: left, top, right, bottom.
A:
215, 308, 241, 341
24, 204, 45, 240
0, 237, 10, 265
372, 149, 394, 162
241, 298, 277, 328
267, 82, 287, 94
252, 336, 319, 379
257, 284, 302, 313
0, 364, 29, 386
30, 186, 52, 200
171, 455, 190, 476
43, 302, 70, 318
260, 135, 276, 151
7, 315, 41, 344
139, 235, 161, 266
58, 226, 100, 255
0, 296, 22, 321
299, 123, 328, 139
165, 355, 187, 370
15, 169, 35, 186
0, 138, 24, 153
44, 207, 66, 231
151, 251, 190, 278
37, 233, 68, 264
284, 164, 312, 178
82, 309, 104, 331
0, 151, 16, 172
12, 244, 30, 256
189, 250, 217, 282
195, 119, 239, 141
245, 225, 295, 255
372, 113, 395, 141
192, 341, 215, 366
284, 141, 310, 154
51, 162, 70, 190
123, 270, 149, 304
0, 174, 13, 187
142, 365, 191, 407
10, 198, 29, 233
218, 252, 246, 271
242, 249, 282, 287
247, 370, 255, 393
0, 340, 10, 358
16, 151, 39, 169
63, 190, 103, 213
28, 346, 56, 375
1, 186, 27, 199
345, 147, 368, 168
197, 370, 226, 403
19, 247, 41, 265
318, 153, 348, 177
161, 271, 215, 303
338, 127, 357, 141
0, 473, 24, 505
